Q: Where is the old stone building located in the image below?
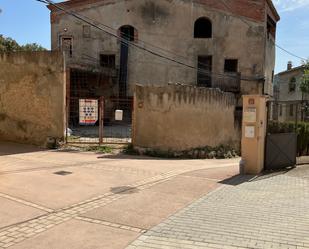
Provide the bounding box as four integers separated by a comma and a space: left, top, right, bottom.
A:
48, 0, 279, 100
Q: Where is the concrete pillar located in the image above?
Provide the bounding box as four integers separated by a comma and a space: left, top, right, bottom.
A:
241, 95, 268, 174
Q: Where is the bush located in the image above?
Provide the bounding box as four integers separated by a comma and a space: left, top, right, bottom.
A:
268, 121, 309, 156
84, 145, 113, 153
123, 144, 239, 159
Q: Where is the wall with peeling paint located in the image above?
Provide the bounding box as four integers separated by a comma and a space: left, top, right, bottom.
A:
50, 0, 276, 98
133, 84, 240, 151
0, 52, 65, 146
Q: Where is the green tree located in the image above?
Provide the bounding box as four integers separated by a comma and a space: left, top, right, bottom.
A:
0, 35, 20, 52
20, 43, 47, 52
0, 35, 46, 53
300, 61, 309, 94
299, 61, 309, 120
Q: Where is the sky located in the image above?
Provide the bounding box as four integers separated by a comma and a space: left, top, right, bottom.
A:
0, 0, 308, 73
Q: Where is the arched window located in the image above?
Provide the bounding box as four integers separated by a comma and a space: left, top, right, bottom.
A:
194, 17, 212, 38
119, 25, 137, 41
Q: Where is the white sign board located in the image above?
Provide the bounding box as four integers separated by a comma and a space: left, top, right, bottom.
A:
243, 107, 257, 123
115, 110, 123, 121
79, 99, 98, 125
245, 126, 255, 138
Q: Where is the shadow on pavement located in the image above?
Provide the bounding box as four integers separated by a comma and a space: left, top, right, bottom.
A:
97, 153, 186, 161
220, 168, 296, 185
0, 142, 45, 156
251, 167, 295, 181
219, 174, 257, 186
110, 186, 139, 194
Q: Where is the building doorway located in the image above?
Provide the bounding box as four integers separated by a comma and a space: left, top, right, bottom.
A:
197, 56, 212, 87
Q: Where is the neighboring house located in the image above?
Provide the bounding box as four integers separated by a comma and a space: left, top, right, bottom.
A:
48, 0, 279, 100
273, 62, 307, 122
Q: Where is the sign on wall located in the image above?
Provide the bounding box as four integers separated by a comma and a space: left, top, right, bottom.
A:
243, 107, 257, 123
115, 110, 123, 121
79, 99, 98, 125
245, 126, 255, 138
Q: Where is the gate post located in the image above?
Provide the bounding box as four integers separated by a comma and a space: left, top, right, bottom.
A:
241, 95, 268, 174
99, 97, 104, 145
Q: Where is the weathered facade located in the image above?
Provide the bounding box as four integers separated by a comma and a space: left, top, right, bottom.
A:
48, 0, 279, 100
273, 62, 307, 122
133, 84, 240, 152
0, 52, 66, 146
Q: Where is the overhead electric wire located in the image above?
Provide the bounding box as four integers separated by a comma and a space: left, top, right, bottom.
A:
219, 0, 307, 61
275, 44, 307, 61
38, 0, 306, 82
40, 0, 307, 74
37, 0, 264, 82
38, 0, 210, 72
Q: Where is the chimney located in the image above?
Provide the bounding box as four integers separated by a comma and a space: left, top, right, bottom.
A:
287, 61, 293, 70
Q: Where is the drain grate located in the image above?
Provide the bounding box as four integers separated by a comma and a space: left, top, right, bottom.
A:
54, 171, 73, 176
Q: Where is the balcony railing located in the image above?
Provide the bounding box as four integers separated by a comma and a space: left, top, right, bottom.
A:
212, 73, 241, 93
197, 72, 241, 93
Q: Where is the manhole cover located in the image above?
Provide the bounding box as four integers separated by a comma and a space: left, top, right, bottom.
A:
54, 171, 73, 176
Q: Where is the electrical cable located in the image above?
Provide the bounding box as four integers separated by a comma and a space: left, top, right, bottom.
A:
36, 0, 263, 82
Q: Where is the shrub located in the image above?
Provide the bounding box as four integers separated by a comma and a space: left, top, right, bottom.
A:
268, 121, 309, 156
123, 144, 239, 159
84, 145, 113, 153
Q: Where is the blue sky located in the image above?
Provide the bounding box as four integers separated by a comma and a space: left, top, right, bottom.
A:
0, 0, 308, 73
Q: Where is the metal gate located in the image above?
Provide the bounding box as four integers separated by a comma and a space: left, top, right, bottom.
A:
264, 133, 297, 170
65, 69, 133, 145
264, 100, 303, 170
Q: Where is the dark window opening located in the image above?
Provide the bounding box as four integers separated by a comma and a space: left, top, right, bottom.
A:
267, 15, 276, 39
289, 104, 294, 116
289, 77, 296, 92
83, 25, 91, 38
279, 104, 282, 116
120, 25, 135, 41
61, 37, 73, 57
197, 56, 212, 87
224, 59, 238, 73
234, 106, 243, 128
100, 54, 116, 68
272, 70, 275, 83
194, 17, 212, 38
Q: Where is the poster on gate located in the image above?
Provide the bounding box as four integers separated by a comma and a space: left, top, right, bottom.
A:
79, 99, 98, 125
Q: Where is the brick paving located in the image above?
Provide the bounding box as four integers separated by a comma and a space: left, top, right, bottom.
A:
0, 168, 195, 248
127, 170, 309, 249
75, 217, 147, 234
0, 193, 53, 213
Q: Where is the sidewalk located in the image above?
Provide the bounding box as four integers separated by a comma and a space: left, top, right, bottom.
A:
127, 166, 309, 249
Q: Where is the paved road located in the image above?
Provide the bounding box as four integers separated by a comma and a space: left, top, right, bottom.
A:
127, 166, 309, 249
0, 142, 239, 249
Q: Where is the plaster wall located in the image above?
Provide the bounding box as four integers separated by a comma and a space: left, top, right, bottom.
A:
133, 84, 240, 151
0, 52, 65, 146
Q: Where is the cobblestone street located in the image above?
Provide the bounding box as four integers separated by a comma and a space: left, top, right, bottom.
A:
127, 166, 309, 249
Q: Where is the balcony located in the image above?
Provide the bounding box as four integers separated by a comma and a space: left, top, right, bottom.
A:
197, 71, 241, 93
211, 73, 241, 93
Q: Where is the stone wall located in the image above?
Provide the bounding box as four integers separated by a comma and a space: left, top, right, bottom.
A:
133, 84, 240, 152
49, 0, 277, 96
0, 52, 65, 146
